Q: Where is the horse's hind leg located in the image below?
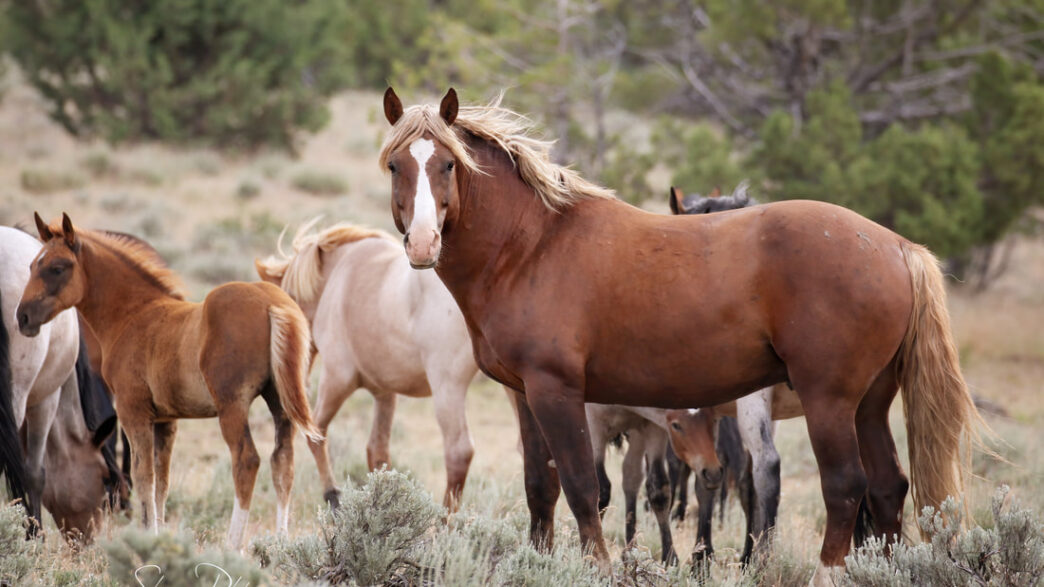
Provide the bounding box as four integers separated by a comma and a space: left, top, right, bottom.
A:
431, 378, 474, 511
512, 390, 560, 552
23, 387, 59, 533
152, 421, 177, 525
308, 364, 359, 509
854, 364, 907, 547
262, 383, 295, 535
367, 391, 397, 471
214, 400, 261, 550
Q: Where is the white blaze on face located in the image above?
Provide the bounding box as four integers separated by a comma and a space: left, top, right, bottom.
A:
408, 139, 438, 236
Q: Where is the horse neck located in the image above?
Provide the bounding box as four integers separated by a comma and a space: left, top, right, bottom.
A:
436, 136, 557, 302
47, 373, 89, 454
75, 240, 172, 348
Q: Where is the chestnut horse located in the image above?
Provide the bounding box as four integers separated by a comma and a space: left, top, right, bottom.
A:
380, 88, 983, 580
16, 214, 321, 549
255, 220, 478, 510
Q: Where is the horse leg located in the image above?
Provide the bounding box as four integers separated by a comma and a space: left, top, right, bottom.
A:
431, 379, 474, 511
121, 410, 158, 531
735, 388, 781, 562
585, 408, 612, 517
692, 471, 717, 569
512, 391, 560, 552
854, 366, 907, 547
22, 389, 59, 534
738, 453, 756, 564
152, 421, 177, 526
644, 430, 677, 564
800, 394, 867, 583
524, 374, 609, 569
666, 446, 690, 522
262, 383, 296, 536
307, 365, 359, 510
216, 401, 261, 550
367, 392, 397, 472
620, 429, 646, 546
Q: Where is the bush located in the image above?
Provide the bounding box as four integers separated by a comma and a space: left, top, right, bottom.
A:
845, 486, 1044, 586
0, 503, 38, 585
20, 168, 86, 194
3, 0, 350, 150
105, 527, 269, 586
256, 469, 443, 585
291, 170, 349, 196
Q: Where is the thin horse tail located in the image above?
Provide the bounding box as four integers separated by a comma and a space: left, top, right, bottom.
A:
268, 302, 323, 442
0, 289, 28, 506
897, 241, 988, 530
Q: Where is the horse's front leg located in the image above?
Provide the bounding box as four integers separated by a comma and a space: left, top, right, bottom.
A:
512, 390, 560, 552
523, 372, 610, 571
430, 377, 474, 511
22, 389, 59, 534
152, 421, 177, 526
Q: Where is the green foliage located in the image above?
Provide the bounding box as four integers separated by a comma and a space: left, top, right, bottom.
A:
104, 527, 269, 586
291, 170, 349, 196
652, 118, 750, 196
256, 469, 443, 585
0, 504, 38, 585
845, 487, 1044, 586
3, 0, 350, 150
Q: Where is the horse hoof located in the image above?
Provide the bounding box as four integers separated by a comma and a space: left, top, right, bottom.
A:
324, 489, 341, 511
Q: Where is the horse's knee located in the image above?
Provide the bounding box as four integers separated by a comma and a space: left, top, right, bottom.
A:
823, 467, 868, 514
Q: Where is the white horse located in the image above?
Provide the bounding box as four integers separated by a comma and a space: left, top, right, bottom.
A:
1, 226, 118, 538
256, 220, 478, 509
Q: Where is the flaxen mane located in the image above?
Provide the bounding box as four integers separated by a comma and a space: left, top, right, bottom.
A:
257, 218, 394, 306
379, 95, 615, 210
51, 225, 186, 300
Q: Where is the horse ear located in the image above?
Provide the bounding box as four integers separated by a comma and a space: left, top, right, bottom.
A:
61, 212, 79, 251
669, 186, 684, 215
92, 416, 117, 448
34, 212, 54, 241
384, 87, 404, 126
708, 186, 721, 198
440, 88, 458, 126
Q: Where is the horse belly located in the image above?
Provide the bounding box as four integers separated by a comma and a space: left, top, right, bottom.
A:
152, 373, 217, 419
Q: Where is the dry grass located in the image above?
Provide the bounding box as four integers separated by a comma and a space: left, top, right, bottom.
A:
0, 66, 1041, 584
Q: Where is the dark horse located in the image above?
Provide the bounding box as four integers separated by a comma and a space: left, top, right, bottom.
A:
380, 88, 983, 582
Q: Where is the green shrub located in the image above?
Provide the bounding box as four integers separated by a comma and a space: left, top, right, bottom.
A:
4, 0, 350, 150
20, 168, 86, 194
0, 503, 38, 585
104, 527, 269, 586
291, 170, 349, 196
845, 486, 1044, 586
256, 469, 442, 585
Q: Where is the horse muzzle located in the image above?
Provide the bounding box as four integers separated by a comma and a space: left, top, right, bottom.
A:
404, 228, 441, 269
15, 301, 48, 337
700, 466, 725, 490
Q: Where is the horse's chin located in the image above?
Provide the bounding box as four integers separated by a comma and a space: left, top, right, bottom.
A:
18, 323, 41, 337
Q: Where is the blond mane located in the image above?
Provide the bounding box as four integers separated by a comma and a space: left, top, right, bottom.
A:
69, 228, 186, 299
379, 95, 616, 210
257, 218, 395, 305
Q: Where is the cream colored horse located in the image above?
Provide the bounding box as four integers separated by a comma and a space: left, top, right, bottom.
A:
256, 220, 478, 509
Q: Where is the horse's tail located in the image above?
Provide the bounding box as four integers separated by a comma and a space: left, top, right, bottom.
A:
0, 289, 28, 505
897, 241, 987, 529
268, 302, 323, 442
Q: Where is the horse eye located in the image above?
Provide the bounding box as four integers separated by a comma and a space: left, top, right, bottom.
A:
387, 162, 397, 173
670, 422, 682, 431
446, 161, 454, 171
49, 265, 64, 276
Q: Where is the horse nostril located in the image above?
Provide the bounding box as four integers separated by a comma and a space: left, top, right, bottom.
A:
403, 233, 410, 246
17, 311, 29, 329
702, 467, 724, 486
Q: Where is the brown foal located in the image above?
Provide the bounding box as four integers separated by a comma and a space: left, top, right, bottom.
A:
17, 213, 321, 549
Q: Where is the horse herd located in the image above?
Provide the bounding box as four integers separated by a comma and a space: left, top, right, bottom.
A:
1, 88, 985, 584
